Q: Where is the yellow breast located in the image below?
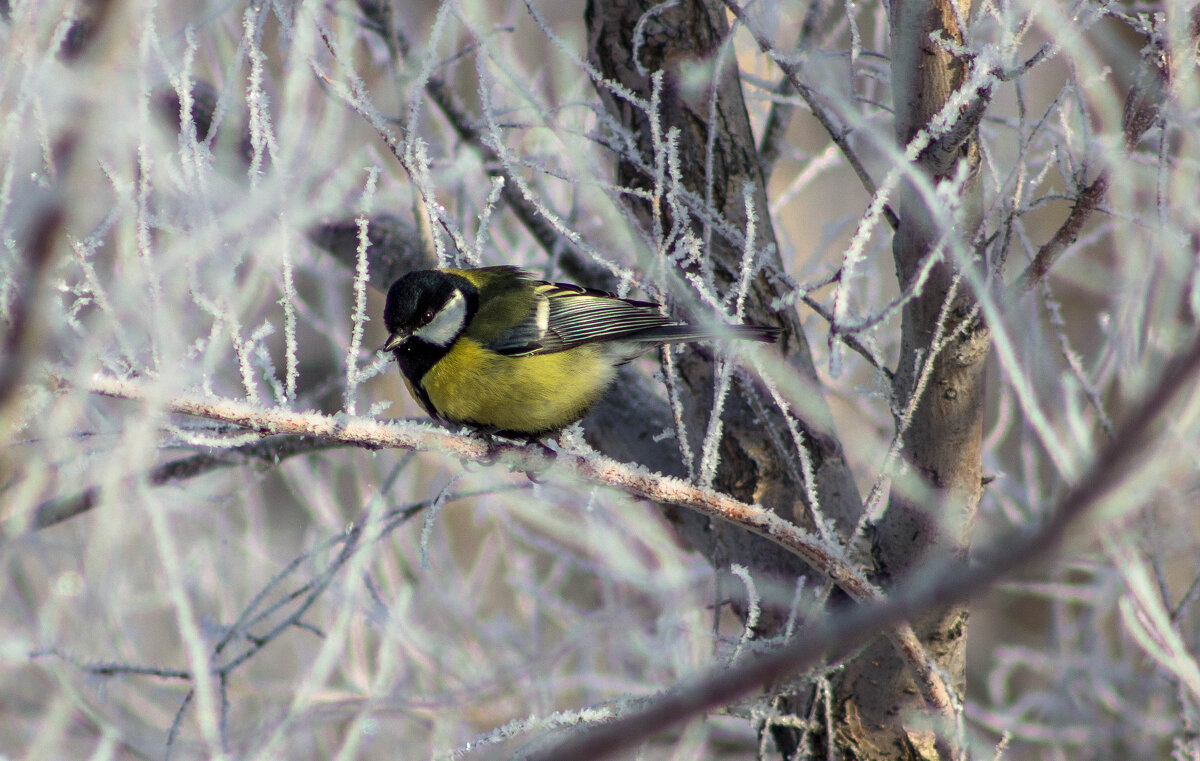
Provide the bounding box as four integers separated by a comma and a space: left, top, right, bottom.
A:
420, 339, 616, 434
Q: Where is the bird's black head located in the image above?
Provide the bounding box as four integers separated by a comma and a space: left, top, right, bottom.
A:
382, 270, 478, 379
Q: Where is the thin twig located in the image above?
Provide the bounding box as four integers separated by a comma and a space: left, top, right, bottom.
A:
1014, 22, 1169, 291
756, 0, 831, 178
723, 0, 898, 231
11, 436, 348, 532
360, 9, 612, 287
1014, 171, 1108, 291
798, 291, 892, 380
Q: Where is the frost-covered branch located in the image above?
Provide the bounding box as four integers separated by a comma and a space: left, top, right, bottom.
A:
61, 373, 844, 585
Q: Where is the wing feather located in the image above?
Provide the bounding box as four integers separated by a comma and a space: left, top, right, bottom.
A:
484, 275, 679, 356
479, 271, 777, 356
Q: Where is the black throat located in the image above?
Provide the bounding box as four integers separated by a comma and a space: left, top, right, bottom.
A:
392, 337, 448, 388
394, 341, 441, 418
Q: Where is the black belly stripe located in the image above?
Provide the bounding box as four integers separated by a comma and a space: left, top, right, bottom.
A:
411, 381, 439, 420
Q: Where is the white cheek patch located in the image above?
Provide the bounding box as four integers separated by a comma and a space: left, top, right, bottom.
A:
415, 289, 468, 346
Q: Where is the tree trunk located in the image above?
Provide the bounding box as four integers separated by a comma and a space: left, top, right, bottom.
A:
829, 0, 987, 758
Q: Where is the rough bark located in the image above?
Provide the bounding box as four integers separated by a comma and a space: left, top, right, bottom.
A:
828, 0, 988, 758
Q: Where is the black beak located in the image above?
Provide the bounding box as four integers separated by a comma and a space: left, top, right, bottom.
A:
381, 332, 406, 352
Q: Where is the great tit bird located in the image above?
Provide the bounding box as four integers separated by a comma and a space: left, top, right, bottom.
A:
382, 266, 780, 435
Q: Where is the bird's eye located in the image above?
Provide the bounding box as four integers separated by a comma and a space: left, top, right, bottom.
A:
421, 309, 435, 325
